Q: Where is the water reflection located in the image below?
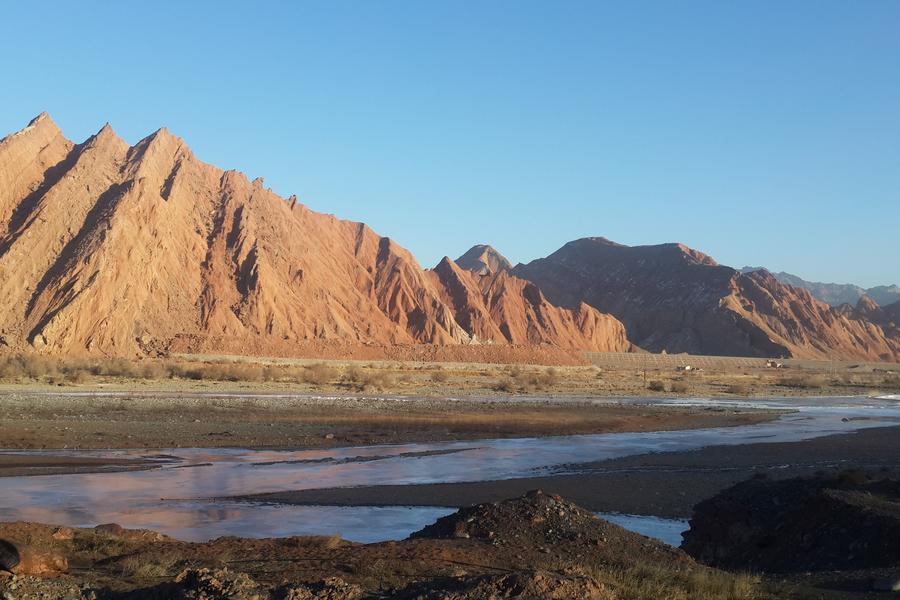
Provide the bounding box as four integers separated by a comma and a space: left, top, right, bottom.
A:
0, 396, 898, 542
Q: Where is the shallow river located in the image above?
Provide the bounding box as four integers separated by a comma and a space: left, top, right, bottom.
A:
1, 395, 898, 546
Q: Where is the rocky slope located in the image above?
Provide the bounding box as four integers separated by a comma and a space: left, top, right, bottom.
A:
428, 257, 630, 350
0, 114, 628, 357
455, 244, 511, 275
682, 474, 900, 573
513, 237, 900, 360
740, 267, 900, 307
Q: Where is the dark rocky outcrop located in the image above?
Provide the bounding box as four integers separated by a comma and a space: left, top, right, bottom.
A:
682, 474, 900, 572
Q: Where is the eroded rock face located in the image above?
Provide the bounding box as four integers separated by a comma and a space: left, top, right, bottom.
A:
682, 475, 900, 572
514, 237, 900, 360
428, 258, 631, 351
0, 115, 629, 357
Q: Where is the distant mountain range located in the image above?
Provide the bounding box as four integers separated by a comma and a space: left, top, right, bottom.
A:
739, 268, 900, 307
1, 112, 897, 361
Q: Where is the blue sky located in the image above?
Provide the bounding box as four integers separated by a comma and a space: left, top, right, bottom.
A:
2, 1, 898, 287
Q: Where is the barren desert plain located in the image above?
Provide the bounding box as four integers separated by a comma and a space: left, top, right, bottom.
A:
1, 352, 899, 599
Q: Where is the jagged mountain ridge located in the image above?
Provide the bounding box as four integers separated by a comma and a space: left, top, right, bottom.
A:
513, 237, 900, 361
0, 114, 630, 356
740, 267, 900, 307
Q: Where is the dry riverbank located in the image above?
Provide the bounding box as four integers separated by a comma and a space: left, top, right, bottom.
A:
0, 391, 777, 476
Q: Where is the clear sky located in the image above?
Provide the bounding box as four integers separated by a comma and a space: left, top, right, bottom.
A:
2, 1, 898, 287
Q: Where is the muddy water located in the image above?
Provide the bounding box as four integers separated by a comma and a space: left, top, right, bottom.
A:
0, 396, 897, 545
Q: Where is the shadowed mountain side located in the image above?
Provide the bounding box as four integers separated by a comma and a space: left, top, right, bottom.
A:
513, 237, 900, 361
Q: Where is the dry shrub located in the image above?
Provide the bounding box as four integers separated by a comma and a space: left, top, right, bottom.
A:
726, 383, 750, 395
431, 369, 449, 383
343, 365, 363, 384
358, 371, 394, 391
783, 374, 826, 389
541, 367, 558, 387
95, 358, 141, 378
22, 354, 58, 379
647, 380, 666, 392
670, 380, 690, 393
596, 564, 763, 600
304, 362, 338, 385
194, 362, 266, 382
0, 356, 26, 380
139, 361, 170, 380
65, 369, 90, 384
494, 377, 517, 393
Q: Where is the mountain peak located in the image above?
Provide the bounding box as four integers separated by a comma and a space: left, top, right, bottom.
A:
3, 112, 63, 144
456, 244, 511, 276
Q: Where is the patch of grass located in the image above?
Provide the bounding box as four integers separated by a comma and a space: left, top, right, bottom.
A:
596, 564, 768, 600
116, 552, 180, 579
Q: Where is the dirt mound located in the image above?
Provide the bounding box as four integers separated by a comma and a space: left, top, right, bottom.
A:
513, 237, 900, 360
682, 474, 900, 572
0, 114, 630, 358
411, 489, 686, 567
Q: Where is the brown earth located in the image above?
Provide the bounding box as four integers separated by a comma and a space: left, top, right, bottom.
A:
0, 491, 791, 599
0, 113, 629, 358
0, 388, 775, 456
512, 237, 900, 361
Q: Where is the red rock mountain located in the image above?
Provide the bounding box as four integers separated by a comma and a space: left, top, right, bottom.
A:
428, 257, 629, 350
513, 237, 900, 361
455, 245, 511, 276
0, 114, 629, 357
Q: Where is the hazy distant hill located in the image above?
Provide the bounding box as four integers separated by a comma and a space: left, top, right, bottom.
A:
740, 267, 900, 307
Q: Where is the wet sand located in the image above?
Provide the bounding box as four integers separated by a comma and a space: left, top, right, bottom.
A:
237, 425, 900, 518
0, 454, 165, 477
